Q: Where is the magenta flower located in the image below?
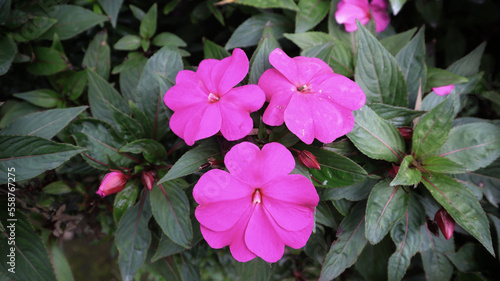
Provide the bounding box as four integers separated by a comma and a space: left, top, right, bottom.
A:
164, 48, 265, 146
335, 0, 390, 33
259, 48, 366, 144
193, 142, 319, 263
432, 84, 455, 96
96, 172, 127, 197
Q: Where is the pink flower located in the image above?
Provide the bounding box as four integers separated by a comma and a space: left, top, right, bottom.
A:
96, 172, 127, 197
335, 0, 390, 33
193, 142, 319, 263
164, 48, 265, 146
259, 48, 366, 144
432, 84, 455, 96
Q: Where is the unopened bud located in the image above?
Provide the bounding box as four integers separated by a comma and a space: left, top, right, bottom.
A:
397, 127, 413, 141
434, 208, 455, 240
141, 171, 155, 191
96, 172, 127, 197
297, 150, 321, 170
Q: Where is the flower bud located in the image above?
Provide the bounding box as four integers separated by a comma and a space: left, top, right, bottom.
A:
397, 127, 413, 141
434, 208, 455, 240
96, 172, 127, 198
141, 171, 155, 191
297, 150, 321, 170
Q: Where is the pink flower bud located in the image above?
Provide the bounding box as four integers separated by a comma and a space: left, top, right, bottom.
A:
397, 126, 413, 141
141, 171, 155, 191
96, 172, 127, 198
297, 150, 321, 170
434, 208, 455, 240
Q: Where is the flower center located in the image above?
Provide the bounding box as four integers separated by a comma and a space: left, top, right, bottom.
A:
208, 93, 220, 103
297, 84, 312, 93
252, 189, 262, 204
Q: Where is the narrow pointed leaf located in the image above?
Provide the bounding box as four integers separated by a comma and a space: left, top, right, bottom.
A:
140, 3, 157, 39
426, 67, 468, 91
422, 155, 467, 174
87, 69, 128, 124
249, 27, 280, 85
380, 28, 417, 56
203, 39, 230, 60
284, 31, 332, 50
14, 89, 59, 108
301, 39, 353, 77
368, 103, 425, 127
447, 42, 486, 77
82, 30, 111, 79
97, 0, 123, 27
389, 0, 407, 15
295, 0, 329, 33
320, 179, 378, 201
419, 223, 454, 281
391, 155, 422, 186
355, 237, 393, 280
27, 47, 71, 75
456, 160, 500, 207
0, 35, 16, 75
109, 104, 145, 142
151, 234, 185, 262
50, 244, 75, 281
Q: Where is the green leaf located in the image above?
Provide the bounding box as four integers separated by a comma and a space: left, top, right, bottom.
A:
119, 139, 167, 165
0, 0, 11, 24
388, 198, 426, 281
380, 28, 417, 56
151, 180, 192, 248
422, 155, 466, 174
0, 106, 87, 139
447, 243, 492, 273
436, 123, 500, 172
295, 0, 329, 33
447, 42, 486, 77
68, 119, 134, 170
248, 27, 280, 85
129, 5, 145, 20
426, 67, 469, 91
0, 101, 39, 129
43, 181, 72, 195
0, 136, 85, 184
39, 5, 108, 40
412, 97, 454, 159
235, 258, 273, 281
319, 202, 367, 281
422, 173, 494, 255
225, 13, 292, 49
294, 144, 368, 188
129, 100, 154, 139
117, 53, 148, 101
114, 35, 141, 51
301, 39, 353, 77
207, 0, 224, 26
203, 39, 230, 60
233, 0, 299, 11
13, 89, 60, 108
116, 194, 152, 281
456, 160, 500, 207
320, 179, 378, 201
50, 244, 75, 281
0, 35, 16, 75
419, 223, 454, 281
109, 104, 145, 142
389, 0, 407, 15
82, 30, 111, 80
367, 103, 424, 127
163, 0, 181, 15
395, 27, 426, 109
87, 68, 129, 125
355, 22, 408, 107
347, 105, 405, 162
135, 46, 182, 141
113, 179, 140, 222
158, 139, 220, 184
365, 179, 409, 244
27, 47, 71, 75
65, 71, 88, 101
151, 234, 185, 262
489, 214, 500, 262
152, 32, 187, 47
391, 155, 421, 186
284, 31, 332, 50
140, 3, 157, 39
355, 237, 393, 281
0, 208, 57, 281
12, 16, 57, 42
97, 0, 123, 27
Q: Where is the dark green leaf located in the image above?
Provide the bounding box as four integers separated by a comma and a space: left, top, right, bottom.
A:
82, 30, 111, 80
0, 136, 85, 183
295, 0, 329, 33
0, 208, 57, 281
43, 181, 72, 195
395, 27, 426, 109
422, 174, 494, 255
355, 237, 393, 281
12, 16, 57, 42
366, 180, 409, 244
319, 202, 367, 281
457, 273, 487, 281
355, 22, 408, 107
426, 67, 469, 91
135, 46, 182, 141
113, 179, 140, 222
13, 89, 60, 108
422, 155, 466, 174
151, 180, 192, 248
128, 100, 154, 139
0, 106, 87, 139
203, 39, 230, 60
389, 0, 407, 15
151, 234, 185, 262
116, 194, 152, 281
380, 28, 417, 56
109, 104, 145, 142
315, 201, 337, 228
419, 223, 454, 281
447, 42, 486, 77
50, 244, 75, 281
0, 35, 16, 75
97, 0, 123, 27
305, 228, 328, 264
331, 198, 353, 216
367, 103, 424, 127
249, 27, 280, 85
284, 31, 332, 50
65, 71, 88, 101
129, 5, 145, 20
235, 257, 273, 281
391, 155, 421, 186
158, 139, 220, 184
447, 243, 493, 273
39, 5, 108, 40
180, 252, 201, 281
348, 105, 405, 162
436, 123, 500, 172
152, 32, 187, 47
140, 3, 157, 39
114, 35, 141, 51
301, 39, 353, 77
320, 179, 378, 201
456, 160, 500, 207
27, 47, 71, 75
412, 97, 454, 159
488, 214, 500, 262
0, 0, 11, 23
116, 53, 147, 101
233, 0, 299, 11
119, 139, 167, 165
225, 13, 292, 49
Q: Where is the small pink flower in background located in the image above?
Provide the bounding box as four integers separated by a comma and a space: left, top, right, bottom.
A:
259, 48, 366, 144
193, 142, 319, 263
335, 0, 390, 33
164, 48, 265, 146
96, 171, 127, 197
432, 84, 455, 96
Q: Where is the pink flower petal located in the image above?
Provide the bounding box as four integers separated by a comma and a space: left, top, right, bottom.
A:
371, 7, 390, 32
259, 68, 296, 102
262, 196, 314, 231
220, 85, 265, 113
196, 58, 219, 93
370, 0, 388, 10
195, 197, 251, 231
245, 204, 284, 263
266, 213, 315, 249
262, 174, 319, 207
224, 142, 261, 185
291, 56, 333, 84
219, 100, 254, 141
268, 49, 300, 85
212, 48, 249, 95
164, 85, 207, 112
315, 74, 366, 111
432, 84, 455, 96
335, 1, 371, 28
258, 142, 296, 183
169, 104, 221, 146
193, 169, 254, 204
